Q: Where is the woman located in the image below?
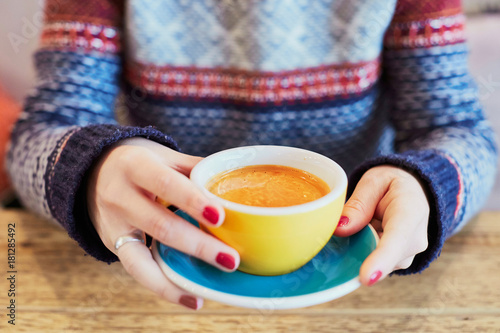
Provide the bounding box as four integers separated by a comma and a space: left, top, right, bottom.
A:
7, 0, 498, 310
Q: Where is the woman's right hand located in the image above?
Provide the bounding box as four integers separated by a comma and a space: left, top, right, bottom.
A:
86, 137, 240, 310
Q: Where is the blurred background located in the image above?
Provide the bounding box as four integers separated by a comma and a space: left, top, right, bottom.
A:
0, 0, 499, 209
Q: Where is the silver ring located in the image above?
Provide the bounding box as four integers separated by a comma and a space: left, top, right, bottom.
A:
114, 230, 145, 251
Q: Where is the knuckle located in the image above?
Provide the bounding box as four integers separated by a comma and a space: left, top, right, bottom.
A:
185, 193, 197, 209
96, 189, 129, 214
192, 239, 210, 260
156, 284, 176, 303
121, 251, 140, 276
154, 172, 174, 193
346, 197, 369, 217
149, 217, 173, 243
117, 147, 141, 166
95, 186, 123, 213
186, 193, 204, 211
99, 186, 120, 207
375, 165, 411, 179
393, 168, 413, 180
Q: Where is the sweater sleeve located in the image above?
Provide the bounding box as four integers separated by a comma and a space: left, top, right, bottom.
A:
349, 0, 498, 274
6, 0, 178, 263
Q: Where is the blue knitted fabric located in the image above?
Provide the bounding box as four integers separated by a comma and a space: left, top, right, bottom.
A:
6, 0, 498, 273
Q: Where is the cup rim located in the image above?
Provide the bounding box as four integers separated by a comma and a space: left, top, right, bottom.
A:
190, 145, 347, 216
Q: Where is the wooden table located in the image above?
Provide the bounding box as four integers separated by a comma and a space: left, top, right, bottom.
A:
1, 209, 499, 333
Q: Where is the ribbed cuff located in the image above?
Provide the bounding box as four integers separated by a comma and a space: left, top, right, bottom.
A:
348, 150, 460, 274
45, 124, 179, 263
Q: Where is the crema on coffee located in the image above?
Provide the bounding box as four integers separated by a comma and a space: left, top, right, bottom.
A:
206, 165, 330, 207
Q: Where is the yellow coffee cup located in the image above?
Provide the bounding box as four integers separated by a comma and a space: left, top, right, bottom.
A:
190, 145, 347, 276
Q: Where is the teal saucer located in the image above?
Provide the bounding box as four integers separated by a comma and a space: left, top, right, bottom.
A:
152, 210, 378, 309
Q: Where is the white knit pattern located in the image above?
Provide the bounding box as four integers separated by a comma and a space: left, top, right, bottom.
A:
126, 0, 397, 70
7, 123, 77, 220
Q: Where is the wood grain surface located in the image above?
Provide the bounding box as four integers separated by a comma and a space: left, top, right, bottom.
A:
1, 209, 499, 333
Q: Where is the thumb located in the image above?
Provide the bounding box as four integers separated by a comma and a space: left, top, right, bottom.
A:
357, 218, 415, 286
358, 196, 430, 286
334, 173, 387, 237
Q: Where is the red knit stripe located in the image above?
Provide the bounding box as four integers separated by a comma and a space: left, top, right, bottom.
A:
385, 13, 465, 49
125, 59, 381, 105
40, 22, 121, 53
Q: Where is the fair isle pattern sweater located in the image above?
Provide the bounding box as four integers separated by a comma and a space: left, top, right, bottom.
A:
7, 0, 498, 274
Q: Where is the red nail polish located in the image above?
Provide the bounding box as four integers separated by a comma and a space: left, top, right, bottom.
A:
179, 295, 198, 310
338, 216, 350, 227
203, 206, 219, 225
368, 270, 382, 286
216, 252, 236, 270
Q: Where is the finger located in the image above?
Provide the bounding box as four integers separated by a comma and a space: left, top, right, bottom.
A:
156, 148, 203, 177
115, 137, 202, 177
128, 193, 240, 272
334, 172, 388, 237
358, 234, 403, 286
167, 153, 202, 177
123, 151, 225, 227
358, 201, 428, 286
116, 240, 203, 310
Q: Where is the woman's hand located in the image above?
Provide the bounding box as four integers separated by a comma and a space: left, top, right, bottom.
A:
87, 137, 240, 310
334, 165, 430, 286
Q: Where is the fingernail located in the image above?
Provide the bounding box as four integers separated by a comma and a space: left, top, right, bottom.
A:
203, 206, 219, 225
338, 216, 350, 227
368, 270, 382, 286
179, 295, 199, 310
216, 252, 236, 270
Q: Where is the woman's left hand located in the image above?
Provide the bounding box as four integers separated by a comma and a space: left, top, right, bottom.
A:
334, 165, 430, 286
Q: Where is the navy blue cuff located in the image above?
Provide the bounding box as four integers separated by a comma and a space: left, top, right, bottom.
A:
348, 150, 460, 274
45, 124, 179, 263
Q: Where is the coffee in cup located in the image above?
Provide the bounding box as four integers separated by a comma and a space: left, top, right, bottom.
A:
206, 164, 330, 208
190, 145, 347, 276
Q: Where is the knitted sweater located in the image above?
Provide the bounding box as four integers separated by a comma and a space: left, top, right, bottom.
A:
7, 0, 498, 275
